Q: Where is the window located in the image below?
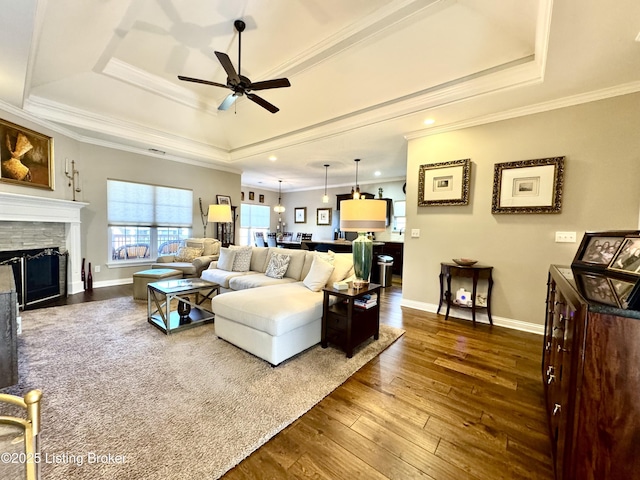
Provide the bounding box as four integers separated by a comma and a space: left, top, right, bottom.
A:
107, 179, 192, 263
393, 200, 406, 233
239, 203, 270, 246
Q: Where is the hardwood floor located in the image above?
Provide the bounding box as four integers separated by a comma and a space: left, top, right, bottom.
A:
54, 283, 554, 479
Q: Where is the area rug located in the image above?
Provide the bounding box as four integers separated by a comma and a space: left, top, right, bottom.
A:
4, 297, 404, 479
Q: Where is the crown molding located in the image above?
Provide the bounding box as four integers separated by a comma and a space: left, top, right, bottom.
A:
404, 80, 640, 140
102, 58, 220, 115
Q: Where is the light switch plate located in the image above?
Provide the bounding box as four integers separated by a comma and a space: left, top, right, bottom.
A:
555, 231, 576, 243
411, 229, 420, 238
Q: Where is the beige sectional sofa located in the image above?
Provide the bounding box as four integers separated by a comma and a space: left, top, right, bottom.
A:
206, 246, 354, 365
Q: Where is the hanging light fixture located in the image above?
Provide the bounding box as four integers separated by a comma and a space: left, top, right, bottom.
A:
274, 180, 285, 213
351, 158, 361, 199
322, 164, 330, 203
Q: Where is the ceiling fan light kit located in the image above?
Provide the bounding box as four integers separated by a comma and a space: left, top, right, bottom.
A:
178, 19, 291, 113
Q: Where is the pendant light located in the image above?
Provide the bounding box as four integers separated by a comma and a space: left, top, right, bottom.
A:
351, 158, 361, 199
274, 180, 285, 213
322, 164, 330, 203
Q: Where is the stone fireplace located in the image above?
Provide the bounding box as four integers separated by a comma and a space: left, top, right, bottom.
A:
0, 192, 87, 295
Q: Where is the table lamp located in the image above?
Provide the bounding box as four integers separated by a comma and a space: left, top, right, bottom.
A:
340, 199, 386, 288
208, 204, 232, 240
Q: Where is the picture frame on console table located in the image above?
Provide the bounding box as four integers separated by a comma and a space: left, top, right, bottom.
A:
573, 271, 620, 307
491, 156, 564, 214
0, 118, 54, 190
607, 236, 640, 276
418, 158, 470, 206
572, 231, 631, 269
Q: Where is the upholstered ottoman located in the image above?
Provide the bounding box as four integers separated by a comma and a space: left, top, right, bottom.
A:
132, 268, 183, 300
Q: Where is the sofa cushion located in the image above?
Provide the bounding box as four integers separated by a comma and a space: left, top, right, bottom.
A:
265, 252, 291, 279
230, 245, 252, 272
327, 252, 354, 287
303, 257, 335, 292
201, 265, 257, 289
185, 238, 219, 256
175, 246, 203, 262
250, 247, 270, 273
211, 283, 324, 337
229, 274, 296, 291
265, 248, 307, 280
217, 248, 236, 271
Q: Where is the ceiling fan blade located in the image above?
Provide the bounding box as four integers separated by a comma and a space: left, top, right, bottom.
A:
248, 78, 291, 91
246, 93, 279, 113
177, 76, 228, 89
218, 94, 238, 111
214, 51, 241, 86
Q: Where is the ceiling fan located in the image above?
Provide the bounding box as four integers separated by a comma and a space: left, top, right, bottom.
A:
178, 19, 291, 113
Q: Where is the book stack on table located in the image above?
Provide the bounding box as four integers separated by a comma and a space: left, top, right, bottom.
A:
354, 293, 378, 309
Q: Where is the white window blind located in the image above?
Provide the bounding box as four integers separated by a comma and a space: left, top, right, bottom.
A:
240, 204, 270, 228
107, 180, 193, 227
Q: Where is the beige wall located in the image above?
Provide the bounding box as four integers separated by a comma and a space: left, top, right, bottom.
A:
0, 106, 241, 285
402, 93, 640, 330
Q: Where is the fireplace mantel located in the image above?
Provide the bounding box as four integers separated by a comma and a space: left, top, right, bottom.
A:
0, 192, 88, 294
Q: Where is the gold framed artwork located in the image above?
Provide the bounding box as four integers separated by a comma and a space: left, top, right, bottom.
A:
491, 157, 564, 214
316, 208, 331, 226
0, 118, 54, 190
294, 207, 306, 224
418, 159, 470, 206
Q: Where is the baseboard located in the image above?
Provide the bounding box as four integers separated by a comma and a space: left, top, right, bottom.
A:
91, 278, 133, 290
399, 298, 544, 335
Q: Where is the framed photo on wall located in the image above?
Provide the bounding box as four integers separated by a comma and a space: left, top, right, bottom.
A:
316, 208, 331, 226
0, 118, 54, 190
216, 195, 232, 206
294, 207, 306, 224
259, 194, 264, 204
491, 156, 564, 214
418, 159, 470, 206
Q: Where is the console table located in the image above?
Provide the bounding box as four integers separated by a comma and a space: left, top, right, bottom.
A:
438, 262, 493, 325
321, 283, 381, 357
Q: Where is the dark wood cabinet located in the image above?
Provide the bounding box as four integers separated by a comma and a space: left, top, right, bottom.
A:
216, 206, 236, 247
379, 241, 403, 276
0, 265, 18, 389
543, 265, 640, 480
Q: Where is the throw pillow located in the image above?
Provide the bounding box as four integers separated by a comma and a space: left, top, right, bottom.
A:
326, 252, 354, 287
265, 253, 291, 279
230, 245, 252, 272
175, 246, 203, 262
303, 257, 335, 292
217, 248, 236, 271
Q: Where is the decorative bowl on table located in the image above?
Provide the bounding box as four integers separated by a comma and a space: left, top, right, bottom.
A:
453, 258, 478, 267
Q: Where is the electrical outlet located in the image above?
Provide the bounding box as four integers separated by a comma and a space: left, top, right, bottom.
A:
411, 229, 420, 238
94, 265, 101, 273
555, 231, 577, 243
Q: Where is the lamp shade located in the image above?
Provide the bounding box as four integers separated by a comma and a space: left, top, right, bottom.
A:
208, 204, 232, 223
339, 199, 386, 232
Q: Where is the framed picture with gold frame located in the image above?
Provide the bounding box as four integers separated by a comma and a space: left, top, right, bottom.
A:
0, 118, 54, 190
316, 208, 331, 226
418, 159, 470, 206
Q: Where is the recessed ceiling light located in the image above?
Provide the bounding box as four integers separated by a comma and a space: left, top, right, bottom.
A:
424, 118, 435, 125
268, 155, 277, 161
374, 171, 381, 176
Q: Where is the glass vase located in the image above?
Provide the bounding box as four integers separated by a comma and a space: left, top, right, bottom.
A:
352, 232, 372, 288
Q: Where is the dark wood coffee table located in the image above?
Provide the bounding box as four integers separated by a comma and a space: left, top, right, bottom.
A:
147, 278, 219, 334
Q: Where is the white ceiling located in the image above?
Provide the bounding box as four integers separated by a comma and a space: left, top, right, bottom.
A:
1, 0, 639, 192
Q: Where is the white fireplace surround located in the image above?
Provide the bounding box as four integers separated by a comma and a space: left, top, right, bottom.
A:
0, 192, 88, 295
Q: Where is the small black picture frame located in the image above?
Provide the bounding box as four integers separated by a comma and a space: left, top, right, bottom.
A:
626, 280, 640, 310
574, 271, 619, 307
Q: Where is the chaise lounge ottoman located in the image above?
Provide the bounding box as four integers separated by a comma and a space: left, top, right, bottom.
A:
132, 268, 183, 300
211, 282, 326, 366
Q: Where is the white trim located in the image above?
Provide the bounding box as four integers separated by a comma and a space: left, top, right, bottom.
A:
400, 298, 545, 335
0, 192, 88, 295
